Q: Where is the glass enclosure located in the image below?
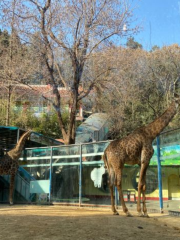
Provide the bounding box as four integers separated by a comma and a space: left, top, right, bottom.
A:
0, 128, 180, 213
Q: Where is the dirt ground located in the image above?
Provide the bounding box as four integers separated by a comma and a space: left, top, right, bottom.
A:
0, 205, 180, 240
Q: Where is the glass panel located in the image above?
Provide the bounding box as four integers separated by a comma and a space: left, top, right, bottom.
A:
82, 141, 110, 162
0, 175, 10, 203
150, 145, 158, 166
82, 163, 111, 205
51, 145, 80, 203
14, 171, 31, 203
117, 166, 160, 212
20, 147, 51, 166
81, 141, 111, 205
18, 147, 52, 204
51, 164, 79, 203
29, 132, 62, 147
129, 166, 158, 194
0, 170, 33, 204
159, 129, 180, 213
160, 130, 180, 165
52, 145, 80, 163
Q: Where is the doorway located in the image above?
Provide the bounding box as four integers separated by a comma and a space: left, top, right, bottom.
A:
168, 174, 180, 200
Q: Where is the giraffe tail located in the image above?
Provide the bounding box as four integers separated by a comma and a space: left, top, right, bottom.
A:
102, 151, 109, 171
103, 151, 116, 186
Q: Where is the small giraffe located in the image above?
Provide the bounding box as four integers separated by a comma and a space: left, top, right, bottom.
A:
103, 94, 180, 217
0, 130, 31, 205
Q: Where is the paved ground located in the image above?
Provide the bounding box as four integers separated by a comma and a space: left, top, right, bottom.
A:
0, 205, 180, 240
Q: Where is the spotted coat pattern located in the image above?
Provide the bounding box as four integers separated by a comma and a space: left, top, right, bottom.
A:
0, 131, 31, 204
103, 99, 180, 217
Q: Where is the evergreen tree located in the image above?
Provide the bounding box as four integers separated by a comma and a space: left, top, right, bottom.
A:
126, 37, 143, 49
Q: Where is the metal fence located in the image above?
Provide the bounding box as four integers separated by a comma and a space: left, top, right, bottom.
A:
12, 141, 111, 206
0, 129, 180, 213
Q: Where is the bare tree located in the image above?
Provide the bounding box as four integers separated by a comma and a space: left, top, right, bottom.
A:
0, 0, 36, 125
94, 44, 180, 138
0, 0, 139, 144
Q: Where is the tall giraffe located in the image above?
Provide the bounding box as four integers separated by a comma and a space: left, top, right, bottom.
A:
0, 130, 31, 205
103, 94, 180, 217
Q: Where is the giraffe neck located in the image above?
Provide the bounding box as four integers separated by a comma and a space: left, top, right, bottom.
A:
144, 101, 177, 139
7, 131, 31, 160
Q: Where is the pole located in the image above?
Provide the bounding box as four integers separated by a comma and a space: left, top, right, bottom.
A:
17, 128, 20, 143
49, 147, 53, 204
156, 136, 163, 213
79, 143, 82, 207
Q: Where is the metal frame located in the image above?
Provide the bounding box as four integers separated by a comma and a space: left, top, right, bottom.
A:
156, 136, 163, 213
6, 128, 180, 208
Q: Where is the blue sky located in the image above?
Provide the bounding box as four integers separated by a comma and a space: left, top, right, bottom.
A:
132, 0, 180, 50
1, 0, 179, 51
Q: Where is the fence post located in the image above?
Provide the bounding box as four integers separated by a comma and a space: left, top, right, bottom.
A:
49, 147, 53, 204
79, 143, 82, 207
156, 136, 163, 213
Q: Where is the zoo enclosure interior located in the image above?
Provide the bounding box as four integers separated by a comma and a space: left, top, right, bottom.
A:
0, 128, 180, 211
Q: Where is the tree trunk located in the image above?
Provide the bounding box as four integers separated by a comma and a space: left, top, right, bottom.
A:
6, 85, 12, 126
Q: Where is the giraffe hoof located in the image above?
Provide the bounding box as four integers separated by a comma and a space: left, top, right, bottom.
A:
143, 213, 150, 218
126, 212, 133, 217
137, 212, 144, 217
9, 202, 14, 206
113, 211, 119, 215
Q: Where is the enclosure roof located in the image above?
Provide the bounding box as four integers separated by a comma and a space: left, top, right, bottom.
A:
78, 113, 109, 131
0, 126, 62, 153
75, 113, 110, 143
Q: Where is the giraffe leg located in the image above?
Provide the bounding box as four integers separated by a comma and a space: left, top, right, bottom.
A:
109, 184, 119, 215
137, 164, 148, 217
109, 170, 119, 215
116, 169, 132, 217
142, 173, 149, 217
9, 174, 15, 205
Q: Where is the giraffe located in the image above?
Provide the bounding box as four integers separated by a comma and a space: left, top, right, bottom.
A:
0, 130, 31, 205
103, 94, 180, 217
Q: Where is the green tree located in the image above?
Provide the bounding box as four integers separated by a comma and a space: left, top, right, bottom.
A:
12, 108, 69, 140
150, 45, 160, 52
0, 29, 10, 49
126, 37, 143, 49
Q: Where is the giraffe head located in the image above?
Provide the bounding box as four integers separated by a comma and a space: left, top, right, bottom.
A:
7, 130, 32, 160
